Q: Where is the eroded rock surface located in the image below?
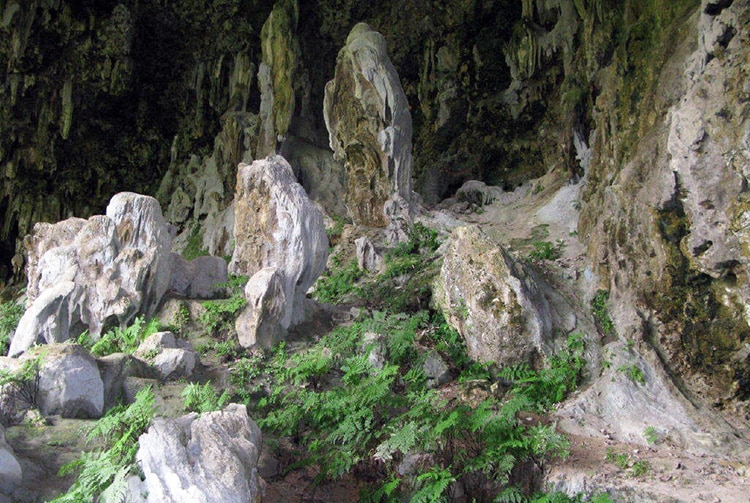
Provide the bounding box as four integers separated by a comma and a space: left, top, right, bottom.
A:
230, 155, 327, 346
434, 225, 552, 366
323, 22, 413, 229
10, 193, 173, 356
134, 404, 263, 503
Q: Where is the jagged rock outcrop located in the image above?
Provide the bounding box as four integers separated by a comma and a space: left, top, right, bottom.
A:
434, 225, 552, 366
134, 404, 263, 503
0, 423, 22, 497
323, 22, 413, 231
159, 111, 257, 259
578, 0, 750, 412
280, 136, 348, 219
230, 155, 328, 346
9, 193, 173, 356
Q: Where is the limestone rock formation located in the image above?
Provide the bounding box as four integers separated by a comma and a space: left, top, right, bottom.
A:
34, 344, 104, 419
323, 22, 413, 230
10, 193, 173, 356
434, 225, 552, 366
578, 0, 750, 413
355, 236, 384, 273
97, 353, 159, 411
235, 267, 286, 348
280, 136, 348, 219
135, 404, 263, 503
230, 155, 328, 345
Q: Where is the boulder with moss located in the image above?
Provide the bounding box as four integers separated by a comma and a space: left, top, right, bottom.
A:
434, 225, 552, 366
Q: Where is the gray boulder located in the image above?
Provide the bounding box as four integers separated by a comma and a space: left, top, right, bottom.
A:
355, 236, 384, 273
423, 351, 451, 389
135, 404, 263, 503
10, 193, 173, 356
230, 155, 328, 346
34, 344, 104, 419
135, 332, 199, 380
0, 424, 22, 495
323, 22, 413, 229
235, 267, 286, 348
434, 225, 552, 366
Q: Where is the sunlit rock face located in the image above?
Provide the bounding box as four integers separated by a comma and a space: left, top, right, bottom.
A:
10, 193, 173, 356
229, 155, 328, 347
324, 22, 413, 230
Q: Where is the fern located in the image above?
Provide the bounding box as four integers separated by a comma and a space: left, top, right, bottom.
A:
88, 316, 161, 356
52, 387, 155, 502
495, 486, 525, 503
412, 466, 455, 503
180, 382, 231, 414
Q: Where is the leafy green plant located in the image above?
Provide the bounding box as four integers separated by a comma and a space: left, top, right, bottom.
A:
251, 312, 581, 501
591, 290, 615, 338
313, 258, 364, 303
0, 355, 42, 417
0, 297, 24, 356
200, 274, 248, 336
326, 215, 346, 244
78, 316, 160, 357
643, 425, 660, 445
605, 447, 649, 478
359, 223, 442, 313
51, 386, 156, 503
530, 492, 614, 502
180, 382, 231, 414
528, 240, 565, 261
618, 364, 645, 385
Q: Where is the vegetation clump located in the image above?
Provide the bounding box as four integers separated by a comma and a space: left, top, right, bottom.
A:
227, 311, 585, 501
51, 387, 156, 503
77, 316, 161, 357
